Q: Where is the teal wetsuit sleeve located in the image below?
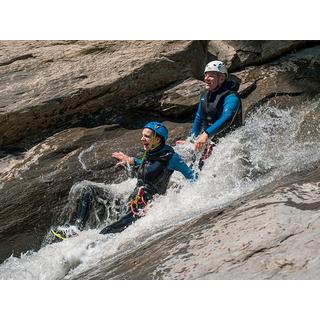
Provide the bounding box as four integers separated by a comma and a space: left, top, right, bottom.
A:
134, 158, 142, 166
191, 98, 204, 138
205, 93, 240, 138
168, 153, 197, 181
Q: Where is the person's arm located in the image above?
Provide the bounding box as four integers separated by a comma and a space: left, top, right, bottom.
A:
204, 93, 240, 138
194, 93, 240, 151
168, 153, 197, 181
191, 97, 204, 139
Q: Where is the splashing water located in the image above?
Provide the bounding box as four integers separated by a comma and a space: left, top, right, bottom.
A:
1, 98, 319, 279
78, 143, 99, 171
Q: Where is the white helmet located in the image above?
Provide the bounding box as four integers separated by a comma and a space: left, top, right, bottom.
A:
204, 60, 228, 76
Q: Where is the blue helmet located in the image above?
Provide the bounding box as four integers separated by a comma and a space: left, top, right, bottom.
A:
144, 122, 168, 141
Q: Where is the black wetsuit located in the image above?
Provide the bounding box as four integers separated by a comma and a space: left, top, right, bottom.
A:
74, 144, 195, 234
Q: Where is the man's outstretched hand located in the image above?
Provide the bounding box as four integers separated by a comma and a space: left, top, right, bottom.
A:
175, 140, 187, 145
112, 152, 134, 165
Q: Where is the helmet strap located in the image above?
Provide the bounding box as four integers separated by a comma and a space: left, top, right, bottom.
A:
217, 73, 226, 89
217, 72, 222, 85
150, 132, 161, 151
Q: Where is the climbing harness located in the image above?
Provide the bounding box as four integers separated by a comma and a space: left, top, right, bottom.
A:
195, 140, 217, 171
202, 141, 216, 161
129, 186, 148, 217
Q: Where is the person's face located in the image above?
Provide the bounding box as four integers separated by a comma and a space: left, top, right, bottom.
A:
204, 71, 225, 91
141, 128, 160, 151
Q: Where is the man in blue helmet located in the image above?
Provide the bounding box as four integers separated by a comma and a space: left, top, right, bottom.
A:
177, 60, 243, 169
51, 122, 196, 239
99, 121, 196, 234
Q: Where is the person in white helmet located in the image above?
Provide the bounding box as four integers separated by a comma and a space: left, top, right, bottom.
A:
177, 60, 242, 169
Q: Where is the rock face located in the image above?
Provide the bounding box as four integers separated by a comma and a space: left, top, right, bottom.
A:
71, 167, 320, 280
235, 45, 320, 115
208, 40, 316, 71
0, 40, 206, 148
0, 121, 192, 262
0, 40, 320, 265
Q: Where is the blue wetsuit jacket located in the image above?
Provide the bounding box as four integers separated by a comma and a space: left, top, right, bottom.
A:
134, 145, 196, 184
191, 85, 241, 139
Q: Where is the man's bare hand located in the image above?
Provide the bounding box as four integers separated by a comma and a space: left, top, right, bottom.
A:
195, 132, 209, 152
175, 140, 187, 145
112, 152, 134, 165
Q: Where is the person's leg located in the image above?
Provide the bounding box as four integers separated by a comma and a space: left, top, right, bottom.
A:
72, 183, 114, 230
99, 211, 138, 234
51, 183, 120, 241
99, 186, 151, 235
75, 189, 92, 230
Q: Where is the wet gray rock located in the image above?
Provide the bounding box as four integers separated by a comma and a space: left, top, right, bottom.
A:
158, 78, 204, 117
73, 166, 320, 280
208, 40, 318, 71
0, 121, 191, 262
236, 45, 320, 115
119, 78, 204, 120
0, 40, 206, 148
1, 40, 320, 267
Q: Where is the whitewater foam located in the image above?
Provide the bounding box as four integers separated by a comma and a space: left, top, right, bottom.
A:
1, 98, 319, 279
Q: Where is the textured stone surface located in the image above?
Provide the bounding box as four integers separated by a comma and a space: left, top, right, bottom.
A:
208, 40, 318, 71
0, 40, 206, 147
235, 46, 320, 115
0, 121, 191, 262
1, 40, 320, 266
72, 168, 320, 280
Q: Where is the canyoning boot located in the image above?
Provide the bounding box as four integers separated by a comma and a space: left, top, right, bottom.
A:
50, 227, 68, 241
50, 224, 80, 241
75, 218, 85, 231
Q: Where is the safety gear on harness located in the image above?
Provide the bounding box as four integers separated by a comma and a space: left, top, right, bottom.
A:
129, 186, 148, 217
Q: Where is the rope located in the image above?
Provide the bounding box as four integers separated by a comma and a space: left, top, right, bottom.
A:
202, 142, 215, 161
130, 187, 148, 217
150, 132, 161, 151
